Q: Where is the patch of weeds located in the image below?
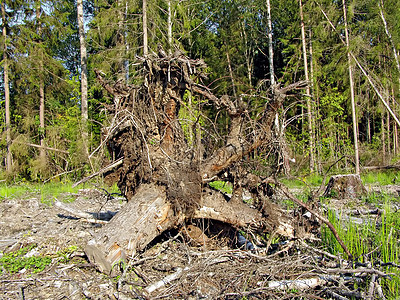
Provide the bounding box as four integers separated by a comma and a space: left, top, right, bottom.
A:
0, 245, 52, 274
57, 245, 79, 263
362, 191, 384, 205
208, 181, 233, 194
321, 195, 400, 299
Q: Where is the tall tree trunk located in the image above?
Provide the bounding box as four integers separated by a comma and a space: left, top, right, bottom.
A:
393, 88, 398, 154
142, 0, 148, 56
226, 50, 237, 98
124, 1, 129, 82
299, 0, 315, 172
342, 0, 360, 175
167, 0, 172, 52
382, 113, 386, 162
309, 29, 320, 173
379, 0, 400, 93
77, 0, 88, 153
2, 1, 11, 172
36, 4, 46, 162
387, 109, 391, 155
266, 0, 275, 88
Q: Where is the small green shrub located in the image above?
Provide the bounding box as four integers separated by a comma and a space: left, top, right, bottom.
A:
208, 181, 233, 194
57, 245, 79, 263
0, 245, 52, 274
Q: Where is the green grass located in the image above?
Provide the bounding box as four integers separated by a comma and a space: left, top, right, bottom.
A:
279, 174, 324, 188
361, 171, 400, 185
0, 182, 81, 204
321, 193, 400, 298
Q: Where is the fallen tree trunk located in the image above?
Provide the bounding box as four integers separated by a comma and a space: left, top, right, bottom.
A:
86, 183, 297, 275
85, 48, 316, 274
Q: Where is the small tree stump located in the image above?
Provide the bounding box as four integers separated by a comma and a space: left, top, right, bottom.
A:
323, 174, 367, 199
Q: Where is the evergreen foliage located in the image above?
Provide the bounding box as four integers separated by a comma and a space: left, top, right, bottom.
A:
1, 0, 400, 180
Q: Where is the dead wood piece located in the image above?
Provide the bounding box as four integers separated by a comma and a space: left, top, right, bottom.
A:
72, 158, 123, 188
85, 183, 180, 276
54, 201, 109, 224
144, 266, 189, 295
16, 142, 69, 154
88, 52, 315, 276
267, 277, 330, 291
0, 239, 19, 251
323, 174, 367, 199
324, 267, 389, 278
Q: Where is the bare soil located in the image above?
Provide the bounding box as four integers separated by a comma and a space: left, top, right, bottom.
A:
0, 186, 398, 299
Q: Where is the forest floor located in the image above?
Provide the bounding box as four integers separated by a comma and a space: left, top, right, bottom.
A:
0, 184, 399, 299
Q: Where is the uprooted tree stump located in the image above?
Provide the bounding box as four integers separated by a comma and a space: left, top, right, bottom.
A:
85, 48, 313, 275
323, 174, 367, 199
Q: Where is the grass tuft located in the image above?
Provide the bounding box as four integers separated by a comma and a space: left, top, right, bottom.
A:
321, 193, 400, 298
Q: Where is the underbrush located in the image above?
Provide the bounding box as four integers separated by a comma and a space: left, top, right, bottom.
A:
321, 193, 400, 298
0, 244, 52, 274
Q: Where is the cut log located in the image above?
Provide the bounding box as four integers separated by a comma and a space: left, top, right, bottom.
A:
323, 174, 367, 199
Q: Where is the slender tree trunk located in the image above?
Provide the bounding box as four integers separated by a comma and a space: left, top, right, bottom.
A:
393, 88, 398, 154
241, 22, 253, 85
342, 0, 359, 175
36, 4, 46, 161
124, 1, 129, 82
382, 113, 386, 162
309, 29, 320, 173
226, 50, 237, 98
299, 0, 315, 172
379, 0, 400, 93
167, 0, 172, 51
142, 0, 148, 56
387, 110, 391, 155
2, 2, 11, 172
77, 0, 88, 152
266, 0, 274, 88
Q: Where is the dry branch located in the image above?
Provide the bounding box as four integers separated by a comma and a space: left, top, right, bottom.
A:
54, 200, 109, 224
17, 142, 69, 154
144, 266, 189, 295
277, 181, 353, 259
72, 158, 123, 187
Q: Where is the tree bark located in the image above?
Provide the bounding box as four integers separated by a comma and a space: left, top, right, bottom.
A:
2, 1, 11, 172
299, 0, 315, 172
266, 0, 274, 88
342, 0, 360, 175
36, 4, 46, 162
77, 0, 88, 151
379, 0, 400, 94
142, 0, 148, 56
